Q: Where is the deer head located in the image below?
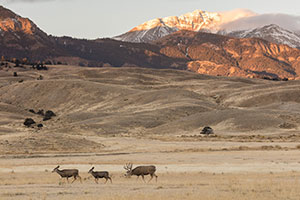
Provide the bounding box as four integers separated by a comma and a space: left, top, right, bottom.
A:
88, 167, 94, 174
52, 165, 60, 173
123, 163, 133, 177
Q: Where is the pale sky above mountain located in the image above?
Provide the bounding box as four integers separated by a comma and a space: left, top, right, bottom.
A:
0, 0, 300, 39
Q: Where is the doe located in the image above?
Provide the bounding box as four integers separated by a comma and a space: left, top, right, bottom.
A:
88, 167, 112, 184
52, 165, 82, 184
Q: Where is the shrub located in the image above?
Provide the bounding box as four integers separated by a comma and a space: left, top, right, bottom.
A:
24, 118, 36, 127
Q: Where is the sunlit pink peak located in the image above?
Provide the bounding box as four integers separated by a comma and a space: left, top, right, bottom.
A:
130, 9, 256, 33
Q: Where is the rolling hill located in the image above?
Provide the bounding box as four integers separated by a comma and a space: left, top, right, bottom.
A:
1, 65, 300, 153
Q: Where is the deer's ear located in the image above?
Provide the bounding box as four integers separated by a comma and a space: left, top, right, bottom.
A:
92, 167, 94, 170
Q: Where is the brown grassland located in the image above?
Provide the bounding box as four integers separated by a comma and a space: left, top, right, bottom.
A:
1, 171, 300, 200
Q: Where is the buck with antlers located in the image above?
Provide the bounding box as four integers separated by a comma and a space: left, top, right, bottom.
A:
88, 167, 112, 184
124, 163, 158, 182
52, 165, 82, 184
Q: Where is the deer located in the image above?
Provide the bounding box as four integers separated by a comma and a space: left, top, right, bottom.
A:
124, 163, 158, 182
52, 165, 82, 184
88, 167, 112, 184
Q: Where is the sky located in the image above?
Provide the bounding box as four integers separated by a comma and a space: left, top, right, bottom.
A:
0, 0, 300, 39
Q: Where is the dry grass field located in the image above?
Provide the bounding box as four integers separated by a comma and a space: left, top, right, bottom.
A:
1, 171, 300, 200
1, 64, 300, 199
1, 149, 300, 200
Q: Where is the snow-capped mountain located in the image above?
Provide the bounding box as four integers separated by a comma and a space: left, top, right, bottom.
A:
226, 24, 300, 48
114, 25, 178, 43
114, 9, 255, 43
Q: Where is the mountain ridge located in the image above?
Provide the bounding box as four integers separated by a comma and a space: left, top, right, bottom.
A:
1, 6, 300, 81
114, 9, 255, 43
154, 30, 300, 80
113, 9, 300, 49
226, 24, 300, 48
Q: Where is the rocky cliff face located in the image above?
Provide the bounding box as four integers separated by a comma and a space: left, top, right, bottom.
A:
154, 31, 300, 80
0, 17, 34, 34
0, 5, 38, 34
0, 5, 59, 60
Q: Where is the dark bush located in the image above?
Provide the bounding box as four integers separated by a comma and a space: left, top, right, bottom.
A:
43, 110, 56, 121
43, 116, 51, 121
44, 61, 52, 65
37, 109, 44, 116
36, 64, 48, 70
14, 59, 20, 67
37, 75, 43, 80
45, 110, 56, 117
200, 126, 214, 135
28, 109, 35, 114
24, 118, 36, 127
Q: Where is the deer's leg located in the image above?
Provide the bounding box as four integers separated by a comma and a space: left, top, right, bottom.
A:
104, 178, 108, 184
154, 174, 158, 182
78, 175, 82, 183
95, 178, 98, 184
66, 177, 69, 183
141, 175, 145, 183
108, 177, 112, 183
148, 174, 153, 183
71, 176, 77, 183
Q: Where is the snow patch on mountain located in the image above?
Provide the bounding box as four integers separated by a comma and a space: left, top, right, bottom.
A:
114, 26, 178, 43
227, 24, 300, 48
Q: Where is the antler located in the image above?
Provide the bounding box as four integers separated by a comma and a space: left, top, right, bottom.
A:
124, 163, 133, 170
123, 163, 129, 170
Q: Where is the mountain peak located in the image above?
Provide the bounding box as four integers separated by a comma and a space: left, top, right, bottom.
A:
129, 9, 222, 33
259, 24, 288, 31
228, 24, 300, 48
0, 5, 18, 19
263, 24, 281, 28
114, 9, 256, 43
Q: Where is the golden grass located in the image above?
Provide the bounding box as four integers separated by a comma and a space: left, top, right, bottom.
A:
0, 172, 300, 200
